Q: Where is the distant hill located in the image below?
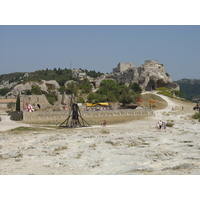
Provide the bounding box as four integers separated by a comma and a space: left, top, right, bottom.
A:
175, 79, 200, 101
0, 68, 104, 86
0, 68, 104, 96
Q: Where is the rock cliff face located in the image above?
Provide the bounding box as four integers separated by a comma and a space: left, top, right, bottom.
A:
6, 80, 60, 98
105, 60, 179, 91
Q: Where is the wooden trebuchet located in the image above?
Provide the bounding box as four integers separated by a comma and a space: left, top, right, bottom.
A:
59, 95, 91, 128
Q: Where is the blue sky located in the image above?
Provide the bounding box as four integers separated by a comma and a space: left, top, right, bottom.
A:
0, 25, 200, 81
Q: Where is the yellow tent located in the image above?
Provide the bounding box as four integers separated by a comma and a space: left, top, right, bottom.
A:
86, 102, 109, 107
98, 103, 109, 106
86, 103, 97, 107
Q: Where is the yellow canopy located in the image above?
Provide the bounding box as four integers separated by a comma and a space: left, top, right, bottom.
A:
86, 102, 109, 107
98, 103, 109, 106
86, 103, 97, 107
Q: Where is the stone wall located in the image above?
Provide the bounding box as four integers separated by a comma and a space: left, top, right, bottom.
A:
23, 109, 154, 123
20, 94, 50, 110
113, 62, 135, 73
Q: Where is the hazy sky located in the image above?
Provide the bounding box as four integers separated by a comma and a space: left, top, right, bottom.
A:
0, 25, 200, 81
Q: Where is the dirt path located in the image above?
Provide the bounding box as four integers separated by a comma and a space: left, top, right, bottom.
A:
0, 112, 29, 132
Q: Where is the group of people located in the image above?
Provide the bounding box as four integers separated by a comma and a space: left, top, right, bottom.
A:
86, 107, 111, 111
156, 120, 167, 131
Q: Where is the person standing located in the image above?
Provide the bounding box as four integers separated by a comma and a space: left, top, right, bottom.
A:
163, 122, 167, 131
159, 120, 162, 130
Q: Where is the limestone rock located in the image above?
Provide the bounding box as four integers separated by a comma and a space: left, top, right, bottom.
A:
105, 60, 179, 91
5, 80, 60, 98
64, 80, 77, 88
44, 80, 60, 92
0, 80, 18, 89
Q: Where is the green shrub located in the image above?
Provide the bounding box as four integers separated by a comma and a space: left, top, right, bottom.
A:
31, 85, 42, 95
77, 97, 85, 103
157, 87, 174, 98
166, 73, 170, 77
0, 88, 11, 96
16, 95, 20, 111
9, 111, 23, 121
192, 112, 200, 120
45, 94, 58, 105
166, 121, 174, 127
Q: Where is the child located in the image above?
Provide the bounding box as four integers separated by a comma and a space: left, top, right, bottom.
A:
163, 122, 166, 131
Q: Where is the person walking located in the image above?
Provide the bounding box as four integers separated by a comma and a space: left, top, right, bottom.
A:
159, 120, 162, 130
102, 120, 106, 126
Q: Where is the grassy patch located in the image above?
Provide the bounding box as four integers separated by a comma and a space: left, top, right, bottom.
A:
54, 146, 68, 151
9, 126, 48, 133
89, 144, 97, 148
140, 93, 168, 110
192, 112, 200, 121
101, 130, 110, 134
166, 122, 174, 127
157, 87, 174, 98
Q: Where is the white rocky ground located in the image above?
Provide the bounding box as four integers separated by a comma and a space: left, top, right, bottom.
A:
0, 94, 200, 175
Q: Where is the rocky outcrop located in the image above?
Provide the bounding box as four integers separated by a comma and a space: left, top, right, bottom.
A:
64, 80, 77, 88
104, 60, 179, 91
6, 80, 60, 98
0, 80, 18, 89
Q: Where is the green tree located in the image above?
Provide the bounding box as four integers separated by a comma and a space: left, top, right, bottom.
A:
107, 91, 118, 102
118, 91, 134, 105
87, 92, 107, 103
98, 80, 117, 95
96, 80, 119, 102
24, 90, 32, 95
77, 96, 85, 103
0, 88, 11, 96
65, 82, 77, 95
31, 85, 42, 95
16, 95, 20, 111
87, 92, 96, 103
45, 93, 58, 105
79, 78, 93, 94
58, 86, 66, 94
129, 82, 142, 93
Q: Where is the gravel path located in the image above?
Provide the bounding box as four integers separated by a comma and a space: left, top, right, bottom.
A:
0, 112, 29, 131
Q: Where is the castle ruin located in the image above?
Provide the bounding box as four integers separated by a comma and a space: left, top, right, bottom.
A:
113, 62, 135, 73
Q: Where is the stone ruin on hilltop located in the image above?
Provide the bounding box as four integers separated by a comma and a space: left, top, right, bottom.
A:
109, 60, 179, 91
74, 60, 179, 91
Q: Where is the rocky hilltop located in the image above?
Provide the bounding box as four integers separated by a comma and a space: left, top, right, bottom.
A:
104, 60, 179, 91
5, 80, 60, 98
0, 60, 179, 98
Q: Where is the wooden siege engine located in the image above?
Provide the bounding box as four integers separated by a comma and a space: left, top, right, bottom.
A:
59, 95, 91, 128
